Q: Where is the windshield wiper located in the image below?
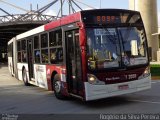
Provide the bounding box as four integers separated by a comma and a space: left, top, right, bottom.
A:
103, 28, 118, 45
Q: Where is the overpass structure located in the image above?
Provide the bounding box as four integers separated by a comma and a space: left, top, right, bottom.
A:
0, 0, 95, 62
0, 13, 56, 62
0, 11, 56, 48
0, 0, 58, 62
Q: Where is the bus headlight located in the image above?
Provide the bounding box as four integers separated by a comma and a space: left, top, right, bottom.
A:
88, 75, 96, 83
138, 67, 150, 79
88, 74, 105, 85
144, 67, 150, 74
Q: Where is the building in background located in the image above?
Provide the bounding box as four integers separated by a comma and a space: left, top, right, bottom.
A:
129, 0, 159, 61
157, 27, 160, 61
159, 27, 160, 40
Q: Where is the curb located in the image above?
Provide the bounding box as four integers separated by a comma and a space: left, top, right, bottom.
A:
151, 76, 160, 80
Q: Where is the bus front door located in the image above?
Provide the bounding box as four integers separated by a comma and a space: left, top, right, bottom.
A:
65, 30, 83, 96
27, 39, 34, 79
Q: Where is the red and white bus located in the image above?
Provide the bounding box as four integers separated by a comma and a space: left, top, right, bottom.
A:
8, 9, 151, 101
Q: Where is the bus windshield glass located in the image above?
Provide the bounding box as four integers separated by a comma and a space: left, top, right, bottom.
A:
87, 27, 148, 70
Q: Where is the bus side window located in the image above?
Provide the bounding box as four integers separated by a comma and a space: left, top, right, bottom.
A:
41, 49, 49, 63
34, 36, 40, 63
56, 31, 62, 46
34, 50, 40, 63
34, 36, 40, 49
21, 40, 27, 62
18, 52, 21, 62
50, 47, 63, 64
41, 33, 48, 48
41, 33, 49, 64
57, 48, 63, 61
22, 51, 27, 62
50, 48, 56, 64
49, 31, 56, 47
17, 41, 21, 62
49, 29, 63, 64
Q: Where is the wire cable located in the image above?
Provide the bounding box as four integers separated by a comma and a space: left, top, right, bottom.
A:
0, 0, 29, 12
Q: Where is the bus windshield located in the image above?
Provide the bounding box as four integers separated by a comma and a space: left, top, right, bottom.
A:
87, 27, 148, 70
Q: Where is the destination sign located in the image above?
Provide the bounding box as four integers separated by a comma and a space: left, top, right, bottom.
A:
94, 15, 128, 24
82, 12, 141, 25
96, 16, 120, 24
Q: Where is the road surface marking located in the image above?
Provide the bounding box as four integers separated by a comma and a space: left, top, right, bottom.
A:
128, 99, 160, 104
152, 81, 160, 84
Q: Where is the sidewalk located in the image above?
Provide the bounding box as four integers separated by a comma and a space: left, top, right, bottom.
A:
150, 61, 160, 64
151, 76, 160, 80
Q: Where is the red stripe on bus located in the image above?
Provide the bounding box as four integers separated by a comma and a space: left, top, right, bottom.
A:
44, 12, 81, 31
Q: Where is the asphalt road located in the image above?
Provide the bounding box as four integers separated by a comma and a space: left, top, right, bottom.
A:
0, 64, 160, 114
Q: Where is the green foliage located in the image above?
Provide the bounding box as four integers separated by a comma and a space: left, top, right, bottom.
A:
150, 64, 160, 76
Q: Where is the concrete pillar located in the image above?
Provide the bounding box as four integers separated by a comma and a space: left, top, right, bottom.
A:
129, 0, 159, 61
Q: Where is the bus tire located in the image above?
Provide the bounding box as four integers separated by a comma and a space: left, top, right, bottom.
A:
53, 75, 65, 100
22, 68, 30, 86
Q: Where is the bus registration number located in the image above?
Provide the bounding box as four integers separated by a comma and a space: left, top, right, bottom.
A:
118, 84, 129, 90
125, 74, 137, 80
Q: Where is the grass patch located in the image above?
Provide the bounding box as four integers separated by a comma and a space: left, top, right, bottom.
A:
150, 64, 160, 76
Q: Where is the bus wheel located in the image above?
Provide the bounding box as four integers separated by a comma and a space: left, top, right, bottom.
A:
53, 75, 65, 99
22, 68, 29, 86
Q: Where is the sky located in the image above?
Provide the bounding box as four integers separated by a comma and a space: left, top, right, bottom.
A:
0, 0, 160, 26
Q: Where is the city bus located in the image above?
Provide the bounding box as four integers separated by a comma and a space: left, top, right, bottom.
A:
8, 9, 151, 101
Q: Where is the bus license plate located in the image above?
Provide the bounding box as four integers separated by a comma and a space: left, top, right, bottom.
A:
118, 84, 129, 90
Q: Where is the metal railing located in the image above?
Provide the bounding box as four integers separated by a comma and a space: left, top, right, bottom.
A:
0, 14, 56, 24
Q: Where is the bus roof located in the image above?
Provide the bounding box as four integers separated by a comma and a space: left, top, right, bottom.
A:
17, 25, 45, 40
8, 9, 140, 42
11, 12, 81, 41
8, 37, 15, 45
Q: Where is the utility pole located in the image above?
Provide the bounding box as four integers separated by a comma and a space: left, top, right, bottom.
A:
69, 0, 71, 14
60, 0, 63, 17
100, 0, 101, 8
30, 4, 32, 11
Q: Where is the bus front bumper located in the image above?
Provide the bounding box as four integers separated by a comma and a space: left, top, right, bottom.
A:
84, 75, 151, 101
